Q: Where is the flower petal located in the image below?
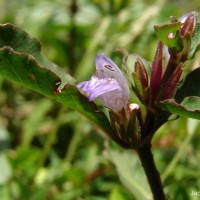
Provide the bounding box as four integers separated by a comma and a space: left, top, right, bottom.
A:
98, 90, 126, 112
95, 54, 129, 102
77, 54, 130, 112
179, 13, 190, 24
77, 76, 121, 101
95, 54, 125, 83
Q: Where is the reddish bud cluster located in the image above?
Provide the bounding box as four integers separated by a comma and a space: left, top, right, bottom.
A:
132, 41, 183, 109
132, 12, 198, 110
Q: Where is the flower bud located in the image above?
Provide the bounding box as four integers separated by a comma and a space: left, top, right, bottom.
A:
134, 58, 148, 89
150, 41, 163, 104
132, 58, 149, 104
126, 103, 141, 147
180, 12, 197, 37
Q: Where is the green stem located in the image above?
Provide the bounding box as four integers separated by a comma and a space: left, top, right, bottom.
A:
141, 110, 155, 140
137, 144, 166, 200
162, 123, 195, 181
64, 119, 82, 163
68, 0, 78, 73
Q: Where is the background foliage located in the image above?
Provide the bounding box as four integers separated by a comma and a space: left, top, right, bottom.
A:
0, 0, 200, 199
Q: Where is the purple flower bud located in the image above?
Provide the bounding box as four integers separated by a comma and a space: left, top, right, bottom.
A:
180, 12, 197, 37
77, 54, 129, 112
179, 13, 191, 24
167, 12, 197, 39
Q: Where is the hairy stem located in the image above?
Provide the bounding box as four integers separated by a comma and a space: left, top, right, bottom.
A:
137, 144, 166, 200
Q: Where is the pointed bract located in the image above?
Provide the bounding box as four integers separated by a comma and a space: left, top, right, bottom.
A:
135, 58, 148, 89
161, 64, 183, 100
150, 41, 163, 103
132, 59, 149, 104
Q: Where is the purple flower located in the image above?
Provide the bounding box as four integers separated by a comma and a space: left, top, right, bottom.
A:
77, 54, 129, 112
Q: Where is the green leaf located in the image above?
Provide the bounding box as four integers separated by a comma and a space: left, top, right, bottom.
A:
22, 99, 52, 147
175, 67, 200, 103
158, 97, 200, 119
189, 22, 200, 59
108, 148, 151, 200
159, 68, 200, 119
0, 23, 114, 138
109, 185, 132, 200
154, 22, 182, 51
0, 154, 12, 184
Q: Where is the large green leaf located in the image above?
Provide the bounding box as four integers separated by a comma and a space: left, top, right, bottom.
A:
158, 97, 200, 119
159, 68, 200, 119
175, 67, 200, 103
0, 23, 115, 138
189, 22, 200, 59
107, 148, 151, 200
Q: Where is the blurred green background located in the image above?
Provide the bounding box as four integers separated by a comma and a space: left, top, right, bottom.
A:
0, 0, 200, 199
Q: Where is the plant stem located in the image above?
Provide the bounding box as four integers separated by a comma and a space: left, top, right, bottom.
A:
137, 144, 166, 200
68, 0, 78, 73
